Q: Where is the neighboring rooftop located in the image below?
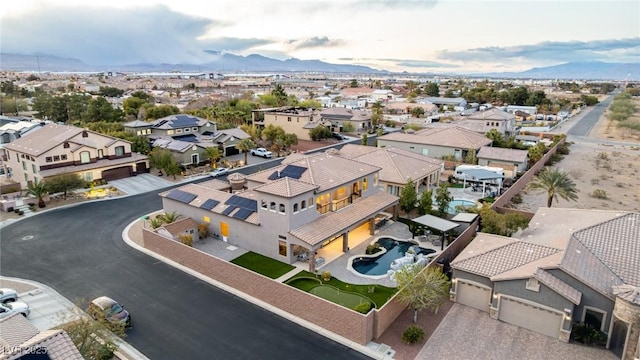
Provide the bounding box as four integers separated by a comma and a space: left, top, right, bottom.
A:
378, 126, 493, 149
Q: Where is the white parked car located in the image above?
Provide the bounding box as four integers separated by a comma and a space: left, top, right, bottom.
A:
250, 148, 273, 158
0, 288, 18, 303
0, 301, 30, 318
209, 167, 229, 178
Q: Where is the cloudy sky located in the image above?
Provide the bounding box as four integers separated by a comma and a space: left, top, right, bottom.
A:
1, 0, 638, 73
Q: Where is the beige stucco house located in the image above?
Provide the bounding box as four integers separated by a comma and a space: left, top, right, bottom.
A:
159, 151, 399, 272
319, 107, 372, 132
461, 108, 517, 136
377, 126, 493, 161
252, 107, 325, 141
335, 144, 443, 196
3, 124, 148, 187
476, 146, 530, 178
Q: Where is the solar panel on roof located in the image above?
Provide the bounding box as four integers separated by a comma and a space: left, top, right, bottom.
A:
222, 206, 236, 216
171, 115, 198, 127
172, 134, 198, 142
165, 189, 197, 204
200, 199, 220, 210
232, 208, 253, 220
280, 164, 306, 179
268, 171, 280, 180
225, 195, 257, 212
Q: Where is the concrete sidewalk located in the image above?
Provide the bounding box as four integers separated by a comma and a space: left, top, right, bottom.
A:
0, 276, 148, 360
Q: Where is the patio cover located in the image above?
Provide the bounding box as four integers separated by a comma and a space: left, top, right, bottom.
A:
412, 214, 459, 232
451, 213, 479, 223
458, 168, 503, 181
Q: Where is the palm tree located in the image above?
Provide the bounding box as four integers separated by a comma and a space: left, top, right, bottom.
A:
235, 138, 256, 165
527, 167, 579, 207
204, 146, 223, 169
159, 211, 181, 224
25, 178, 48, 208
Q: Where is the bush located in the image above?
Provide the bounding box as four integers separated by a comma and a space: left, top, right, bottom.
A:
18, 211, 24, 215
14, 208, 20, 213
365, 243, 382, 255
510, 194, 522, 204
321, 271, 331, 281
401, 325, 425, 345
178, 234, 193, 246
591, 189, 608, 199
571, 323, 607, 345
198, 223, 210, 239
6, 207, 13, 212
353, 302, 372, 314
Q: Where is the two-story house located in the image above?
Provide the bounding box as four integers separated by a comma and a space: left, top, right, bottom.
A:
159, 151, 399, 272
124, 114, 217, 140
319, 107, 372, 132
450, 208, 639, 359
460, 108, 517, 136
3, 124, 148, 187
251, 107, 326, 141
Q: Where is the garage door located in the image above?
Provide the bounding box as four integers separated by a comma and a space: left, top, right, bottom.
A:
456, 281, 491, 312
498, 296, 562, 339
102, 166, 132, 181
225, 146, 239, 156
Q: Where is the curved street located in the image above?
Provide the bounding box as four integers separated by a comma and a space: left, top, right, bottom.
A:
0, 189, 371, 359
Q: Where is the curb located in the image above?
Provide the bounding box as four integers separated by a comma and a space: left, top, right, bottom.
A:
121, 218, 386, 360
0, 276, 149, 360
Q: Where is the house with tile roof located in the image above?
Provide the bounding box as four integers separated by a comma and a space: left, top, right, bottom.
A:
319, 107, 372, 132
251, 107, 326, 141
0, 312, 83, 360
335, 144, 443, 196
476, 146, 530, 178
159, 151, 399, 272
124, 114, 217, 140
450, 208, 640, 359
2, 124, 148, 187
377, 126, 493, 161
461, 108, 517, 136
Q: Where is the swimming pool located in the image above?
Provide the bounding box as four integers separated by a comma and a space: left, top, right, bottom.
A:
351, 237, 436, 276
447, 199, 476, 214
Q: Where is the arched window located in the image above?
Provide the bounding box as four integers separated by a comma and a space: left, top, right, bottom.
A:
270, 201, 276, 211
279, 203, 286, 214
293, 203, 299, 213
261, 200, 267, 209
63, 141, 70, 148
301, 200, 306, 209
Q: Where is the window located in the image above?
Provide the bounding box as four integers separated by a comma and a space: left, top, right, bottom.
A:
53, 155, 60, 161
293, 203, 299, 213
5, 152, 9, 160
203, 216, 210, 223
301, 200, 306, 209
24, 173, 28, 182
363, 177, 368, 191
82, 131, 88, 138
80, 151, 90, 164
287, 117, 291, 122
98, 149, 103, 158
85, 172, 93, 181
374, 173, 379, 186
63, 142, 70, 148
261, 200, 267, 209
308, 197, 313, 208
278, 240, 287, 256
46, 157, 53, 163
176, 129, 183, 133
584, 308, 606, 332
270, 201, 276, 211
192, 127, 198, 132
184, 128, 190, 132
32, 164, 37, 173
137, 130, 142, 135
486, 122, 490, 126
115, 146, 125, 156
22, 161, 26, 170
167, 130, 174, 135
279, 203, 285, 214
61, 154, 68, 161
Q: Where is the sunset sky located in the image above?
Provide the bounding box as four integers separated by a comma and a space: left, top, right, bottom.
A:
1, 0, 638, 73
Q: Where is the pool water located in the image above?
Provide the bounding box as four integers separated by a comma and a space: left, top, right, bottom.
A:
447, 199, 476, 214
352, 238, 436, 276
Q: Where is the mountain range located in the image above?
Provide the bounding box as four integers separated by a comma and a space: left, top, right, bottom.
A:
1, 53, 638, 80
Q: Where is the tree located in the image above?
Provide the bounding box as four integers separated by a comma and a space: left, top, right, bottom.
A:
159, 211, 181, 224
473, 204, 529, 236
424, 82, 440, 97
435, 182, 453, 217
349, 79, 359, 88
485, 129, 504, 146
145, 104, 180, 120
204, 146, 223, 169
309, 126, 332, 141
61, 303, 125, 360
148, 147, 180, 178
527, 167, 579, 207
262, 124, 286, 144
410, 107, 425, 118
361, 133, 368, 146
399, 179, 418, 214
25, 178, 48, 208
131, 135, 151, 155
271, 84, 288, 106
464, 149, 477, 165
341, 122, 355, 133
46, 174, 86, 199
527, 143, 547, 166
395, 266, 451, 323
235, 138, 257, 164
417, 190, 433, 216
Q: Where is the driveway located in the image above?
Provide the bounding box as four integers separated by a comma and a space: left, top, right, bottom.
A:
109, 174, 175, 196
416, 304, 617, 360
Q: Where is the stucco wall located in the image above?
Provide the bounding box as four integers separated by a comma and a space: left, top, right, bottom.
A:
494, 279, 573, 313
142, 228, 374, 344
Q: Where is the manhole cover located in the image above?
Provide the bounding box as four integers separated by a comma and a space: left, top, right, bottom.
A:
21, 235, 34, 241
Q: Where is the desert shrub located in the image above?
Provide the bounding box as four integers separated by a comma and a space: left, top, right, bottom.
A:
6, 207, 14, 212
366, 243, 382, 254
178, 234, 193, 246
571, 323, 607, 345
591, 189, 608, 199
615, 182, 625, 188
556, 143, 570, 155
321, 271, 331, 281
18, 210, 24, 215
401, 325, 425, 345
591, 178, 600, 185
510, 194, 522, 204
597, 152, 609, 160
353, 302, 372, 314
14, 208, 20, 213
198, 223, 210, 239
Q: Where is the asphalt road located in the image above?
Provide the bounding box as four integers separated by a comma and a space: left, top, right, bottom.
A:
567, 94, 615, 137
0, 189, 371, 359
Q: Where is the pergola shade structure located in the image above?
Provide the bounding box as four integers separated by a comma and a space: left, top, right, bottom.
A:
411, 214, 460, 250
458, 168, 504, 196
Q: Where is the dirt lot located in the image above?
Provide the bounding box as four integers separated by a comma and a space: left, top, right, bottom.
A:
513, 99, 640, 213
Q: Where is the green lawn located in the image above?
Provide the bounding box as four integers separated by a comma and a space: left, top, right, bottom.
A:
230, 252, 295, 279
286, 271, 397, 309
310, 285, 371, 309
